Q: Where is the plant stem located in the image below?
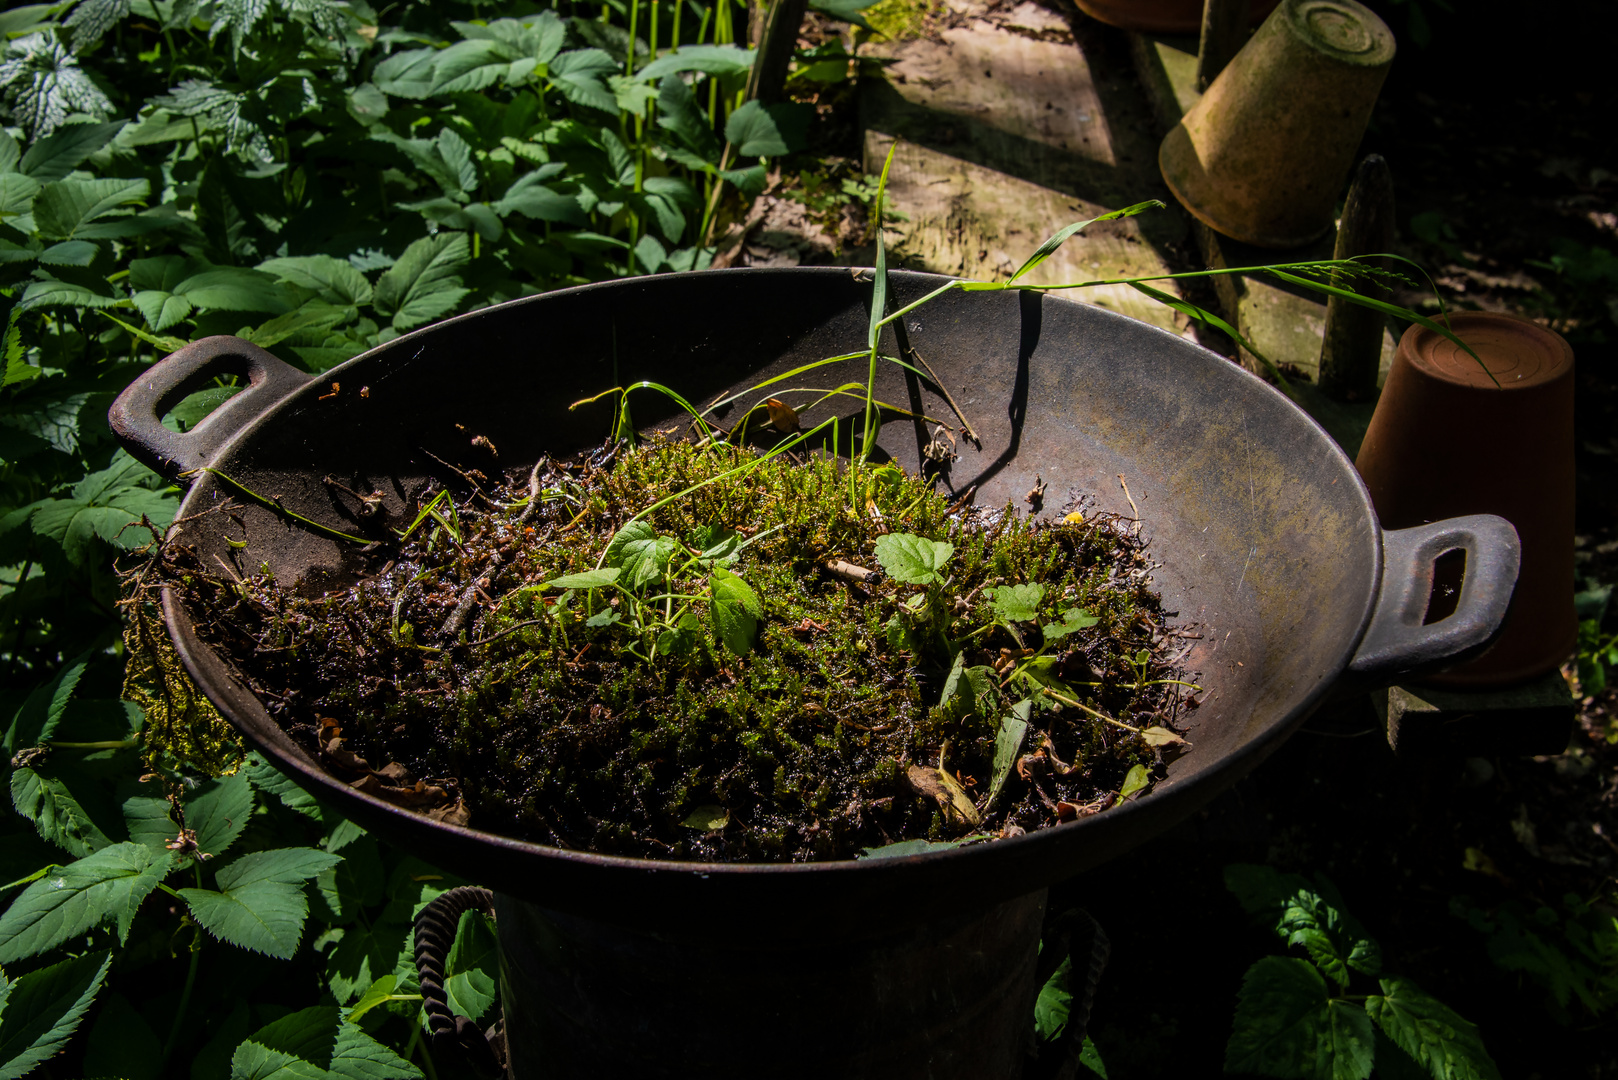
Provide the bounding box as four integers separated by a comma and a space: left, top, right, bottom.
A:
160, 928, 202, 1069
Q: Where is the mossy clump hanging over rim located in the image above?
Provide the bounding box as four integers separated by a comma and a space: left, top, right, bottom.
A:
164, 437, 1198, 862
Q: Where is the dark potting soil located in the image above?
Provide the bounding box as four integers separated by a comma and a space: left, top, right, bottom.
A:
168, 438, 1195, 863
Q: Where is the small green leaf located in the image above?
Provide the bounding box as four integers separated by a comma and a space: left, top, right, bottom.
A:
656, 611, 703, 657
229, 1005, 422, 1080
873, 532, 954, 585
1223, 865, 1383, 987
10, 767, 114, 858
344, 976, 401, 1024
0, 842, 170, 963
1119, 765, 1150, 799
1034, 954, 1072, 1042
5, 650, 91, 755
1224, 956, 1375, 1080
545, 567, 621, 590
0, 950, 111, 1080
723, 100, 811, 158
373, 232, 471, 331
1365, 977, 1501, 1080
690, 524, 742, 567
1041, 607, 1099, 643
985, 700, 1031, 811
988, 583, 1044, 623
679, 805, 729, 831
709, 566, 762, 655
185, 771, 255, 862
856, 835, 985, 860
444, 910, 498, 1023
585, 609, 621, 629
179, 847, 342, 959
604, 520, 677, 590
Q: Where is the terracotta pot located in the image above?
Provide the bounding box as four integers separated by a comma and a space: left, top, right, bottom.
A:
1074, 0, 1280, 33
1355, 312, 1575, 687
1157, 0, 1395, 248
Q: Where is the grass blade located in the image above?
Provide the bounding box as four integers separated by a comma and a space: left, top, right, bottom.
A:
1005, 200, 1164, 286
1126, 281, 1291, 392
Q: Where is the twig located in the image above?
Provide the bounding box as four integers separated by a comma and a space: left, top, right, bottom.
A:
906, 346, 982, 449
1118, 474, 1140, 520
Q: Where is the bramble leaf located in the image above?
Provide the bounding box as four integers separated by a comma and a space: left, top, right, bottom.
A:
179, 847, 342, 959
0, 842, 170, 963
1224, 865, 1383, 988
1365, 977, 1501, 1080
1225, 956, 1375, 1080
0, 950, 111, 1080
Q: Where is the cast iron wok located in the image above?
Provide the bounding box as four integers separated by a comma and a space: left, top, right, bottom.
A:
110, 268, 1517, 937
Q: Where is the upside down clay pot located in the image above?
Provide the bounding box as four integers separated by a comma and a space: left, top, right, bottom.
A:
1073, 0, 1279, 34
1158, 0, 1396, 247
1355, 312, 1575, 687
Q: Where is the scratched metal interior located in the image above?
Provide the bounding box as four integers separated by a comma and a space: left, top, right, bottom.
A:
158, 269, 1380, 931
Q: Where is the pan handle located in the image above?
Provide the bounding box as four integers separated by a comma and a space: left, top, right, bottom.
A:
108, 335, 312, 480
1347, 514, 1520, 682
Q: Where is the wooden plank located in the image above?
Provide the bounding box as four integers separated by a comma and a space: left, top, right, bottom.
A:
859, 2, 1195, 338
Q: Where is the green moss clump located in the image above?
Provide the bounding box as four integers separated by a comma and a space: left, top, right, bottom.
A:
182, 437, 1193, 862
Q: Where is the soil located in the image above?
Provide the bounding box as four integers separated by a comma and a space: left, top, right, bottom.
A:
168, 438, 1195, 863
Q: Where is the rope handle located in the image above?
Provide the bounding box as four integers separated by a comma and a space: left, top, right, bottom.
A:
413, 886, 504, 1078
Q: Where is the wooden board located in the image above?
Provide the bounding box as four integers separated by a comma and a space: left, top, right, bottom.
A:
859, 1, 1196, 337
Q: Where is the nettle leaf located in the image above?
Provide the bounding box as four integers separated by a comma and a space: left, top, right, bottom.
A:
874, 532, 954, 585
723, 100, 811, 158
257, 255, 374, 307
0, 842, 171, 963
988, 583, 1044, 623
638, 44, 756, 80
444, 910, 498, 1022
604, 520, 677, 590
373, 232, 470, 331
1365, 977, 1501, 1080
63, 0, 131, 50
179, 847, 343, 959
1224, 865, 1383, 988
0, 33, 114, 141
0, 950, 110, 1080
17, 120, 123, 181
1225, 956, 1375, 1080
709, 566, 761, 655
1041, 606, 1098, 643
230, 1005, 422, 1080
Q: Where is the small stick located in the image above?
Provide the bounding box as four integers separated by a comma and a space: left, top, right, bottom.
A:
826, 559, 876, 583
907, 346, 982, 450
1117, 474, 1140, 520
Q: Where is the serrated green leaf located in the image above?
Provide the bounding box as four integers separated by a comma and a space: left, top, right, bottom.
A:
1365, 977, 1501, 1080
244, 753, 328, 821
545, 567, 620, 590
180, 847, 343, 959
873, 532, 953, 585
314, 836, 383, 925
709, 565, 761, 655
79, 991, 161, 1080
173, 267, 292, 313
257, 255, 374, 307
5, 650, 90, 755
1225, 956, 1374, 1080
1223, 865, 1383, 988
230, 1005, 422, 1080
0, 950, 110, 1080
17, 121, 125, 182
318, 921, 407, 1007
10, 767, 114, 857
444, 909, 498, 1022
0, 174, 41, 226
988, 583, 1043, 623
37, 240, 96, 266
64, 0, 131, 50
939, 650, 999, 721
1034, 954, 1072, 1042
723, 100, 810, 158
604, 520, 677, 590
373, 232, 470, 331
547, 48, 618, 112
1041, 606, 1099, 643
32, 178, 149, 240
186, 771, 254, 861
372, 47, 438, 99
638, 44, 756, 80
494, 173, 586, 224
0, 842, 169, 963
240, 303, 355, 349
857, 835, 982, 859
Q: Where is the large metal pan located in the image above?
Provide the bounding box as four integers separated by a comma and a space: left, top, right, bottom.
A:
110, 269, 1517, 1076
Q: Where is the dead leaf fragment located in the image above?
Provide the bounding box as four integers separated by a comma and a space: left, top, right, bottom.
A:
1140, 726, 1188, 748
905, 764, 983, 827
765, 398, 800, 433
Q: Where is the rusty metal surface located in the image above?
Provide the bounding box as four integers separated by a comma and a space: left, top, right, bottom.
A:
134, 267, 1391, 936
493, 888, 1046, 1079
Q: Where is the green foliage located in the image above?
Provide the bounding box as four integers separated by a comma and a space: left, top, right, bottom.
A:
1452, 892, 1618, 1025
1223, 864, 1500, 1080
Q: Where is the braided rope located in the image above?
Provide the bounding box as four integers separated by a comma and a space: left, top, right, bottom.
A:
413, 886, 502, 1076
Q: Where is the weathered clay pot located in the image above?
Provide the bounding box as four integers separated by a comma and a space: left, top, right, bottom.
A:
1074, 0, 1280, 33
1355, 312, 1575, 687
1158, 0, 1395, 247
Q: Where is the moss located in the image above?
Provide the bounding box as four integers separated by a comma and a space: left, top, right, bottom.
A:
178, 437, 1193, 862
